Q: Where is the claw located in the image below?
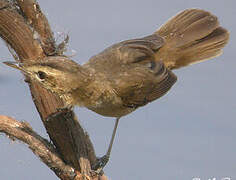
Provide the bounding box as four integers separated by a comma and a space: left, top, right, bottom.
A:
91, 155, 110, 175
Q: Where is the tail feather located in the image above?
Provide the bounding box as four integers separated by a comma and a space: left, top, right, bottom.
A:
155, 9, 229, 69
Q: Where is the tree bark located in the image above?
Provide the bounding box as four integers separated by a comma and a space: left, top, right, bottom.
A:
0, 0, 105, 179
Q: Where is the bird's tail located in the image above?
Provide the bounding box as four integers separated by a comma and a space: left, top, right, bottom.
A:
154, 9, 229, 70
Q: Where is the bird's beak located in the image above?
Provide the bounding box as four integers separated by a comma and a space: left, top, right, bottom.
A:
3, 61, 23, 70
3, 61, 29, 74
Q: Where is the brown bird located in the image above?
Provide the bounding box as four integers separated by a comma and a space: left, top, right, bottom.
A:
4, 9, 229, 172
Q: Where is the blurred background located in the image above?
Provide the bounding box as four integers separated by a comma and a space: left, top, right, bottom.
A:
0, 0, 235, 180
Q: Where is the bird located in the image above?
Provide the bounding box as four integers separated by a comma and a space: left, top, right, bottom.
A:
4, 9, 229, 173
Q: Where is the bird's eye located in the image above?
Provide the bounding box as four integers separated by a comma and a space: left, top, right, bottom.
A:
37, 71, 46, 80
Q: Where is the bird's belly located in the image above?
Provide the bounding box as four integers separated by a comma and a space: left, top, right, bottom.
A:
72, 81, 135, 117
87, 103, 134, 117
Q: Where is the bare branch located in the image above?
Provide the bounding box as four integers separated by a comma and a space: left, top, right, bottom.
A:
0, 0, 98, 178
0, 115, 76, 179
0, 115, 110, 180
0, 0, 44, 60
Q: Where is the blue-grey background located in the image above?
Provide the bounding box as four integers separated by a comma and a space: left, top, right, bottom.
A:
0, 1, 235, 180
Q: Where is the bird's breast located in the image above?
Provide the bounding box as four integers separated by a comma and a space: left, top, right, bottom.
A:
72, 80, 134, 117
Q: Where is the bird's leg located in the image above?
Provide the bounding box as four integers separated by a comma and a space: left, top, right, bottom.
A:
92, 117, 121, 174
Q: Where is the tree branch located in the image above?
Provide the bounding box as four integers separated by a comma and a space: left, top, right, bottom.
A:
15, 0, 56, 55
0, 0, 102, 179
0, 115, 109, 180
0, 115, 76, 180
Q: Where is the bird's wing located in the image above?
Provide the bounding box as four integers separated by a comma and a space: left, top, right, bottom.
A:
112, 61, 177, 108
85, 34, 164, 71
107, 35, 177, 108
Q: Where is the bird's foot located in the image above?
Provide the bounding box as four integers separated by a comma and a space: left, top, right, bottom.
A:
91, 155, 110, 175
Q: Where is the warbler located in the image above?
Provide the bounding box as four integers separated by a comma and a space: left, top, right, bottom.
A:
4, 9, 229, 172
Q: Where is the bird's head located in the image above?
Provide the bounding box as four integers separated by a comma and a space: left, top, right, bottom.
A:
3, 56, 91, 95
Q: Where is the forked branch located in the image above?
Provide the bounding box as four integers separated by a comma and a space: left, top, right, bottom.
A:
0, 0, 103, 179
